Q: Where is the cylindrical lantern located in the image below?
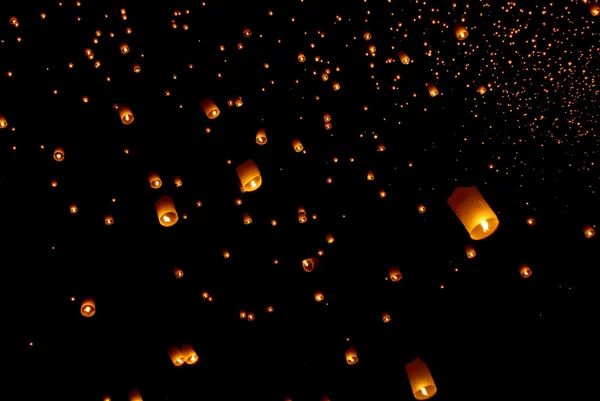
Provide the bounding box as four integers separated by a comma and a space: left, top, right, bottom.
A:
323, 113, 331, 122
298, 52, 306, 62
201, 98, 220, 119
118, 105, 134, 124
583, 224, 595, 238
367, 170, 375, 180
174, 267, 184, 278
590, 3, 600, 16
234, 96, 243, 107
236, 159, 262, 192
80, 297, 96, 317
302, 257, 318, 272
243, 212, 252, 225
291, 138, 304, 152
297, 207, 307, 223
168, 345, 185, 366
155, 195, 178, 227
464, 244, 476, 258
447, 186, 499, 240
332, 80, 340, 90
120, 42, 130, 54
104, 214, 114, 226
427, 83, 439, 97
345, 346, 358, 365
53, 146, 65, 162
70, 204, 78, 214
0, 114, 7, 128
477, 85, 486, 95
526, 217, 535, 226
222, 249, 230, 258
243, 27, 252, 37
399, 51, 410, 64
454, 24, 468, 40
417, 204, 426, 213
314, 290, 324, 302
326, 233, 334, 244
363, 31, 371, 40
519, 264, 532, 278
379, 189, 386, 198
256, 128, 267, 144
321, 72, 329, 81
174, 176, 182, 187
388, 266, 402, 282
128, 389, 143, 401
405, 357, 437, 400
148, 171, 162, 189
382, 312, 391, 323
181, 343, 199, 364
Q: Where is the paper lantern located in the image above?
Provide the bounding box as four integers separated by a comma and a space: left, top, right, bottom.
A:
0, 114, 7, 128
104, 214, 114, 226
363, 31, 371, 40
399, 51, 410, 64
388, 266, 402, 282
417, 204, 426, 213
155, 195, 178, 227
477, 85, 486, 95
590, 3, 600, 16
427, 83, 439, 97
256, 128, 267, 144
379, 189, 386, 198
118, 105, 134, 124
234, 96, 243, 107
323, 113, 331, 122
133, 61, 141, 73
53, 146, 65, 162
69, 204, 78, 214
583, 224, 595, 238
128, 389, 143, 401
201, 98, 220, 119
174, 176, 183, 187
247, 313, 255, 321
405, 357, 437, 400
447, 186, 499, 240
236, 159, 262, 192
519, 264, 532, 278
326, 233, 334, 244
302, 257, 318, 272
291, 138, 304, 152
243, 27, 252, 37
454, 24, 468, 40
382, 312, 391, 323
368, 44, 376, 54
168, 345, 185, 366
526, 217, 536, 226
120, 42, 130, 54
332, 80, 340, 90
314, 290, 324, 302
222, 249, 230, 259
174, 267, 184, 278
181, 344, 199, 364
321, 72, 329, 81
148, 172, 162, 189
297, 207, 307, 223
243, 212, 252, 225
239, 310, 246, 318
367, 170, 375, 180
80, 297, 96, 317
298, 52, 306, 62
464, 244, 476, 258
345, 346, 358, 365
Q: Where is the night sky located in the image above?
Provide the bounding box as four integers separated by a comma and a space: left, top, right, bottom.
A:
1, 1, 598, 400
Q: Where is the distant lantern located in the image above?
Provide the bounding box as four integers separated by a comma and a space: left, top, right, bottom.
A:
405, 357, 437, 400
173, 267, 184, 278
267, 305, 274, 312
382, 312, 391, 323
118, 105, 134, 124
583, 224, 595, 238
298, 52, 306, 62
464, 244, 476, 258
326, 233, 334, 244
155, 195, 178, 227
80, 297, 96, 317
181, 344, 199, 364
447, 186, 499, 240
0, 114, 7, 128
236, 159, 262, 192
477, 85, 486, 95
321, 72, 329, 81
53, 146, 65, 161
234, 96, 243, 107
174, 176, 183, 187
345, 346, 358, 365
367, 170, 375, 180
324, 123, 332, 130
377, 143, 385, 152
388, 266, 402, 281
526, 217, 536, 226
70, 204, 78, 214
399, 51, 410, 64
323, 113, 331, 122
235, 198, 242, 206
363, 31, 372, 40
426, 83, 439, 97
104, 214, 114, 226
297, 207, 307, 223
133, 61, 141, 73
247, 313, 255, 321
368, 44, 376, 54
243, 27, 252, 37
519, 264, 532, 278
291, 138, 304, 152
128, 389, 143, 401
201, 98, 220, 119
256, 128, 267, 144
239, 310, 246, 318
168, 345, 185, 366
332, 80, 340, 90
120, 42, 130, 54
302, 257, 318, 272
314, 290, 324, 302
222, 249, 230, 259
379, 189, 386, 198
454, 24, 468, 40
148, 171, 162, 189
590, 3, 600, 16
243, 212, 252, 225
417, 204, 426, 213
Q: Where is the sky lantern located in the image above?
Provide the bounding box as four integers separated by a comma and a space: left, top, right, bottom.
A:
256, 128, 267, 144
454, 24, 468, 40
155, 195, 178, 227
398, 51, 410, 64
53, 146, 65, 161
519, 264, 532, 278
447, 186, 499, 240
0, 114, 7, 128
118, 104, 134, 124
405, 357, 437, 400
80, 297, 96, 317
427, 83, 439, 97
583, 224, 595, 238
345, 346, 358, 365
291, 138, 304, 152
181, 344, 199, 364
236, 159, 262, 192
201, 98, 220, 119
148, 172, 162, 189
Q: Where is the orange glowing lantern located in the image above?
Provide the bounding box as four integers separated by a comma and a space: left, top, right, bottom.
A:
417, 204, 426, 213
148, 172, 162, 189
201, 98, 220, 119
291, 138, 304, 152
298, 52, 306, 62
302, 257, 319, 272
447, 186, 499, 240
364, 31, 372, 40
323, 113, 331, 122
234, 96, 243, 107
243, 27, 252, 37
477, 85, 486, 95
118, 105, 134, 124
70, 204, 78, 214
133, 61, 141, 73
405, 357, 437, 400
256, 128, 267, 144
345, 346, 358, 365
155, 195, 178, 227
367, 170, 375, 180
388, 266, 402, 281
104, 214, 114, 226
243, 212, 252, 225
174, 176, 183, 187
120, 43, 130, 54
168, 345, 185, 366
181, 344, 199, 364
427, 83, 439, 97
236, 159, 262, 192
526, 217, 536, 226
239, 310, 247, 319
464, 244, 476, 258
583, 224, 595, 238
174, 267, 184, 278
379, 189, 386, 198
222, 249, 230, 259
80, 297, 96, 317
0, 114, 7, 128
398, 51, 410, 65
454, 24, 468, 40
332, 80, 340, 90
314, 290, 324, 302
326, 233, 334, 244
382, 312, 391, 323
519, 264, 532, 278
590, 3, 600, 16
53, 146, 65, 162
128, 389, 143, 401
297, 207, 307, 223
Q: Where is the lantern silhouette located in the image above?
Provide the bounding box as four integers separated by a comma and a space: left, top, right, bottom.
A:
326, 233, 335, 244
345, 346, 358, 365
454, 24, 468, 40
388, 266, 402, 282
201, 98, 220, 119
181, 344, 198, 364
128, 389, 143, 401
120, 42, 130, 54
477, 85, 486, 95
291, 138, 304, 152
302, 257, 318, 272
118, 105, 134, 124
80, 297, 96, 317
236, 159, 262, 192
148, 172, 162, 189
417, 204, 426, 213
405, 357, 437, 400
447, 186, 499, 240
0, 114, 7, 128
155, 195, 178, 227
104, 214, 114, 226
256, 128, 268, 144
399, 51, 410, 64
464, 244, 476, 258
332, 80, 340, 90
590, 3, 600, 16
583, 224, 595, 238
382, 312, 391, 323
314, 290, 324, 302
243, 212, 252, 225
367, 170, 375, 180
298, 52, 306, 62
427, 83, 439, 97
174, 267, 184, 278
519, 264, 532, 278
53, 146, 65, 162
526, 217, 536, 226
168, 345, 185, 366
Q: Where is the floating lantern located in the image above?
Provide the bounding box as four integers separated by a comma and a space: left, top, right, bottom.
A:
345, 346, 358, 365
590, 3, 600, 16
243, 27, 252, 37
53, 146, 65, 161
118, 105, 134, 124
454, 24, 468, 40
302, 257, 319, 272
148, 172, 162, 189
181, 344, 198, 364
155, 195, 178, 227
174, 176, 183, 187
201, 98, 220, 119
583, 224, 595, 238
417, 204, 426, 213
405, 357, 437, 400
234, 96, 243, 107
291, 138, 304, 152
399, 51, 410, 64
326, 233, 334, 244
236, 159, 262, 192
0, 114, 7, 128
447, 186, 499, 240
256, 128, 267, 144
477, 85, 486, 95
120, 42, 130, 54
464, 244, 476, 258
332, 80, 340, 90
297, 207, 307, 223
104, 214, 114, 226
382, 312, 391, 323
314, 290, 324, 302
243, 212, 252, 225
388, 266, 402, 282
80, 297, 96, 317
367, 170, 375, 180
519, 264, 532, 278
222, 249, 230, 259
128, 389, 143, 401
298, 52, 306, 62
526, 217, 536, 226
427, 83, 439, 97
363, 31, 372, 40
168, 345, 185, 366
174, 267, 184, 278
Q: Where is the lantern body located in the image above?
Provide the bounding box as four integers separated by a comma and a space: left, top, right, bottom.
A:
148, 172, 162, 189
105, 214, 114, 225
168, 345, 185, 366
389, 266, 402, 281
291, 138, 304, 152
526, 217, 535, 226
345, 346, 358, 365
222, 249, 230, 258
0, 114, 7, 128
128, 389, 143, 401
314, 291, 324, 302
519, 264, 532, 278
323, 113, 331, 122
80, 297, 96, 317
477, 85, 486, 95
427, 83, 439, 97
174, 176, 183, 187
583, 224, 595, 238
234, 96, 243, 107
590, 4, 600, 16
298, 207, 307, 223
367, 170, 375, 180
364, 31, 371, 40
447, 186, 499, 240
399, 51, 410, 64
326, 233, 334, 244
155, 195, 178, 227
405, 357, 437, 400
243, 27, 252, 37
119, 105, 134, 124
181, 343, 199, 364
382, 312, 391, 323
256, 128, 267, 144
120, 43, 130, 54
53, 146, 65, 161
417, 204, 426, 213
454, 24, 468, 40
302, 257, 318, 272
236, 159, 262, 192
174, 267, 184, 278
464, 245, 476, 258
201, 98, 220, 119
243, 212, 252, 225
298, 52, 306, 62
332, 81, 340, 90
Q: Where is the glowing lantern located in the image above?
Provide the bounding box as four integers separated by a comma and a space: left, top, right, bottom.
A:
267, 305, 274, 312
297, 207, 307, 223
583, 224, 595, 238
243, 27, 252, 37
427, 83, 439, 97
324, 123, 332, 130
104, 214, 114, 226
332, 80, 340, 90
399, 51, 410, 64
70, 204, 78, 214
477, 85, 486, 95
201, 98, 220, 119
235, 198, 242, 206
367, 170, 375, 180
128, 389, 143, 401
155, 195, 178, 227
417, 204, 426, 213
454, 24, 468, 40
345, 346, 358, 365
80, 297, 96, 317
298, 52, 306, 62
243, 212, 252, 225
326, 233, 334, 244
464, 244, 476, 258
174, 267, 184, 278
148, 172, 162, 189
321, 72, 329, 81
236, 159, 262, 192
314, 290, 324, 302
174, 176, 183, 187
120, 43, 130, 54
590, 3, 600, 16
118, 105, 134, 124
447, 186, 499, 240
133, 62, 141, 73
405, 357, 437, 400
519, 264, 532, 278
526, 217, 536, 226
291, 138, 304, 152
377, 143, 385, 152
222, 249, 230, 259
234, 96, 243, 107
363, 31, 372, 40
368, 44, 376, 54
256, 128, 267, 144
0, 114, 7, 128
382, 312, 391, 323
168, 345, 185, 366
302, 257, 318, 272
53, 146, 65, 161
379, 189, 386, 198
247, 313, 255, 321
323, 113, 331, 122
181, 344, 198, 364
388, 266, 402, 282
239, 310, 246, 318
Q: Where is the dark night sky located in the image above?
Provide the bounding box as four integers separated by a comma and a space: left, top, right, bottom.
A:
1, 1, 598, 400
